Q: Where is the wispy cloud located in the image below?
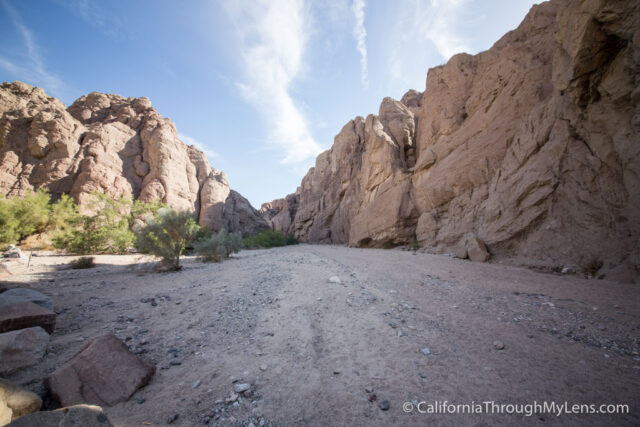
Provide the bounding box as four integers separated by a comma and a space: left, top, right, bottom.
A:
421, 0, 471, 60
351, 0, 368, 89
0, 0, 65, 98
386, 0, 472, 96
224, 0, 322, 164
178, 133, 218, 161
57, 0, 124, 39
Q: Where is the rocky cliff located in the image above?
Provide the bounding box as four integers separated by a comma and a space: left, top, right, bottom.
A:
261, 0, 640, 281
0, 82, 267, 234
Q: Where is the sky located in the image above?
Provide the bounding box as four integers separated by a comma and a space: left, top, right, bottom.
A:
0, 0, 539, 208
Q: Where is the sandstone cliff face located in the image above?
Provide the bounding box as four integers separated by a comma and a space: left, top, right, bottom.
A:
262, 0, 640, 281
0, 82, 267, 234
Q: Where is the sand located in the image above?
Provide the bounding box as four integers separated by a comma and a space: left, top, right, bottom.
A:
3, 245, 639, 426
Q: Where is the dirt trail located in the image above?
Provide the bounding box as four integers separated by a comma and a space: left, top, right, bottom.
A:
4, 245, 640, 426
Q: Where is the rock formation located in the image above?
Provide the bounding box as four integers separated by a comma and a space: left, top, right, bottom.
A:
0, 83, 267, 234
262, 0, 640, 281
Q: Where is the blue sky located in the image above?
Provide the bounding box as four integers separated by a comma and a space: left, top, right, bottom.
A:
0, 0, 539, 207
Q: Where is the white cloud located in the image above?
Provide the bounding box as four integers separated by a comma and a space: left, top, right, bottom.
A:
0, 0, 64, 98
385, 0, 473, 96
421, 0, 471, 60
351, 0, 368, 89
224, 0, 322, 164
178, 133, 218, 160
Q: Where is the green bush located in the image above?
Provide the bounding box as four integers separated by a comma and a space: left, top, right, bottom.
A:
53, 193, 134, 254
194, 229, 243, 262
0, 189, 51, 245
70, 256, 95, 269
243, 229, 298, 249
49, 194, 82, 232
130, 198, 168, 227
134, 208, 200, 270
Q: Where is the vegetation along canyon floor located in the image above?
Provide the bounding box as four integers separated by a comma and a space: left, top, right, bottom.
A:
3, 245, 639, 426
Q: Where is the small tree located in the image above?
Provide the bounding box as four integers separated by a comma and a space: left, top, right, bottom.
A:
194, 229, 244, 262
134, 208, 200, 270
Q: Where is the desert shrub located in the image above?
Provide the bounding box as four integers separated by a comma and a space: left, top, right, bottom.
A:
411, 238, 420, 251
70, 256, 95, 269
191, 226, 213, 248
134, 208, 200, 270
194, 229, 243, 262
130, 198, 168, 227
53, 193, 134, 254
243, 229, 298, 249
0, 189, 51, 245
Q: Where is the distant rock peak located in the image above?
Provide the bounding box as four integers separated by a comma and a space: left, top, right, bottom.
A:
0, 81, 267, 234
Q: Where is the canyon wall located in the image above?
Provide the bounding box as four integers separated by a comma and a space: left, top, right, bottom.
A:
262, 0, 640, 281
0, 82, 267, 234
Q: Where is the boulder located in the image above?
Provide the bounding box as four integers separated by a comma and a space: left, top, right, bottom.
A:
0, 379, 42, 424
466, 237, 490, 263
5, 404, 112, 427
2, 247, 26, 261
0, 302, 56, 334
0, 289, 53, 311
45, 334, 155, 407
0, 327, 50, 375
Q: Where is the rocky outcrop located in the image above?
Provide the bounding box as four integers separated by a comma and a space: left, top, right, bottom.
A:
262, 0, 640, 281
0, 83, 267, 234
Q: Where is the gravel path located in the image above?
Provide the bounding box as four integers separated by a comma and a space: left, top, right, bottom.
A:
5, 245, 640, 426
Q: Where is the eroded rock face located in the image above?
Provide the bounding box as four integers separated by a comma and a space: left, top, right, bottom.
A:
0, 83, 266, 234
263, 0, 640, 281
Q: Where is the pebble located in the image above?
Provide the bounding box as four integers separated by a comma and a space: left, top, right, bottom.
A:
192, 380, 201, 389
378, 400, 390, 411
234, 383, 251, 393
170, 359, 183, 365
493, 340, 505, 350
420, 347, 431, 356
329, 276, 341, 284
365, 386, 374, 393
260, 364, 268, 371
167, 414, 179, 424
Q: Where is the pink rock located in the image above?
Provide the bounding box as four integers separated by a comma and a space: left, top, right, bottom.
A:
0, 302, 55, 334
45, 334, 155, 407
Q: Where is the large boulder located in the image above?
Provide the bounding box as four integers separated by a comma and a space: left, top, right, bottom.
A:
0, 379, 42, 425
5, 404, 112, 427
0, 289, 53, 311
45, 334, 155, 407
0, 302, 55, 334
0, 327, 50, 375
